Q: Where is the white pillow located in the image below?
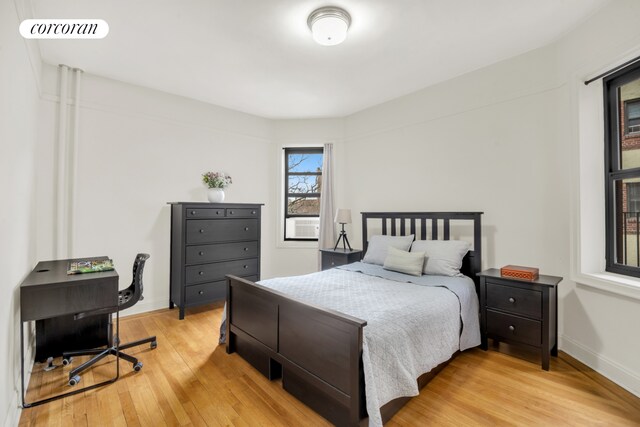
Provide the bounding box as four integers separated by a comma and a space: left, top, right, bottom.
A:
383, 246, 425, 276
410, 240, 470, 276
362, 234, 415, 266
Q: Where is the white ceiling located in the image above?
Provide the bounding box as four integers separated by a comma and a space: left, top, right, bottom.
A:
32, 0, 608, 119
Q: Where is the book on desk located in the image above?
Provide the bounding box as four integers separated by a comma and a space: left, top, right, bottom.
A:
67, 259, 115, 275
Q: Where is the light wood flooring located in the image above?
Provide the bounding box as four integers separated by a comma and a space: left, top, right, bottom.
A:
19, 303, 640, 426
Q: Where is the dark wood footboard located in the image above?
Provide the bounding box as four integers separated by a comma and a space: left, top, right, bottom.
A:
226, 275, 367, 426
226, 211, 482, 426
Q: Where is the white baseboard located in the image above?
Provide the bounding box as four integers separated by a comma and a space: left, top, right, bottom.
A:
119, 296, 170, 317
560, 335, 640, 398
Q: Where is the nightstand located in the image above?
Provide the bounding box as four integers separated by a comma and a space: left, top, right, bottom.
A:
320, 248, 362, 270
477, 269, 562, 370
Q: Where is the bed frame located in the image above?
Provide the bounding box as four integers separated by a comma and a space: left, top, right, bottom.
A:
225, 212, 483, 426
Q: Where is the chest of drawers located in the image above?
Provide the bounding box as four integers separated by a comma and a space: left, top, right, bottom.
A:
168, 202, 262, 319
478, 269, 562, 370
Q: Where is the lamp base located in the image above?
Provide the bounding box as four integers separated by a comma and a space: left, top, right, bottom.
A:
334, 224, 352, 251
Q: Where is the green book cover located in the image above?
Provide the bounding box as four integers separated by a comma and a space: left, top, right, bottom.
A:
67, 259, 114, 275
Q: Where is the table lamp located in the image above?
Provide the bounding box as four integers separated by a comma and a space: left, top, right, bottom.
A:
333, 208, 353, 251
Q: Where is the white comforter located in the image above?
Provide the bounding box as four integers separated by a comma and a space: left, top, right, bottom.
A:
254, 263, 480, 427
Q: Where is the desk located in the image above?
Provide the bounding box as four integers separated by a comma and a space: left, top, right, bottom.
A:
20, 256, 120, 408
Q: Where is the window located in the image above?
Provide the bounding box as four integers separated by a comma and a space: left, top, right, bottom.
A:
604, 62, 640, 275
284, 147, 323, 240
626, 99, 640, 135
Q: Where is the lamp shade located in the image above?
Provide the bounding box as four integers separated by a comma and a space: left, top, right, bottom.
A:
307, 7, 351, 46
334, 208, 352, 224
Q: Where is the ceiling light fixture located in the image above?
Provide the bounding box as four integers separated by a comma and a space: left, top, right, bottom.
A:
307, 6, 351, 46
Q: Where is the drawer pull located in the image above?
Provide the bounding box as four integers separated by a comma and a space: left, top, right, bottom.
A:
243, 247, 248, 251
244, 227, 249, 231
199, 229, 204, 233
199, 251, 204, 256
198, 290, 204, 295
230, 210, 234, 215
508, 297, 515, 303
243, 265, 248, 269
251, 210, 256, 214
508, 325, 515, 332
190, 210, 196, 215
199, 271, 204, 276
216, 211, 220, 215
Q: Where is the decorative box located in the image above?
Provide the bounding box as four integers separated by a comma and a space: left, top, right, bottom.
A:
500, 265, 539, 281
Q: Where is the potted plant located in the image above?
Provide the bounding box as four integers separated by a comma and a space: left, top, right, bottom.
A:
202, 171, 232, 203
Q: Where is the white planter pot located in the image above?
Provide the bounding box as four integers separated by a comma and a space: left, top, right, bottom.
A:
207, 188, 225, 203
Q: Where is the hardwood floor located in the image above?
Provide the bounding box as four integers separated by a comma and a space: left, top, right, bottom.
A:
19, 303, 640, 426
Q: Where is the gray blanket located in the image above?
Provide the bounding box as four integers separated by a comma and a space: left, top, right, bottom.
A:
220, 263, 480, 426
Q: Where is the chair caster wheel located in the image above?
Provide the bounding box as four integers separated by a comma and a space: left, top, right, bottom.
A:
133, 362, 143, 372
68, 375, 81, 386
62, 357, 73, 366
150, 341, 157, 349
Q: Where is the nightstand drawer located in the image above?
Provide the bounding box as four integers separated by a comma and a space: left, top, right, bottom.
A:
322, 253, 341, 270
486, 282, 541, 319
486, 310, 541, 347
320, 249, 363, 271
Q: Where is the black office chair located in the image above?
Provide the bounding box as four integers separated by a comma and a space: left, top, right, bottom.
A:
63, 253, 157, 386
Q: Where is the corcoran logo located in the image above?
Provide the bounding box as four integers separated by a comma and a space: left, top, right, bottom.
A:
19, 19, 109, 39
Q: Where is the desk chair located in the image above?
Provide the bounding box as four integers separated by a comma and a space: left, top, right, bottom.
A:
63, 253, 157, 386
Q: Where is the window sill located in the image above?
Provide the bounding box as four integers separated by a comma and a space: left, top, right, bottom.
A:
573, 271, 640, 301
276, 239, 319, 250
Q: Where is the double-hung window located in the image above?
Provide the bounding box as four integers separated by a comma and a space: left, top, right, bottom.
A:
604, 61, 640, 276
284, 147, 323, 241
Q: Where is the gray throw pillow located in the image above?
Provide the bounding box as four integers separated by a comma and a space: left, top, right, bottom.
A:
410, 239, 470, 276
383, 246, 425, 276
362, 234, 414, 266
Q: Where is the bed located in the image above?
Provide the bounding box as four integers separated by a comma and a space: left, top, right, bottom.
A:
224, 212, 483, 426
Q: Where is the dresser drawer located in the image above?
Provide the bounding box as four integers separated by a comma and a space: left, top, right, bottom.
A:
486, 309, 541, 347
186, 280, 226, 305
185, 258, 259, 284
186, 208, 225, 218
185, 275, 260, 305
486, 282, 541, 319
226, 208, 260, 218
186, 219, 258, 244
186, 242, 259, 264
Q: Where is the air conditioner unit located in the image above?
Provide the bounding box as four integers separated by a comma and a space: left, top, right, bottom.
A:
294, 218, 319, 238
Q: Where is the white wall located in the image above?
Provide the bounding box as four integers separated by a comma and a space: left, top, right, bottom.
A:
0, 1, 42, 425
342, 0, 640, 397
36, 65, 274, 314
555, 0, 640, 396
7, 1, 640, 420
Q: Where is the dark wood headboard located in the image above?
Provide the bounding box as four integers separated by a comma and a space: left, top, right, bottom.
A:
361, 212, 483, 287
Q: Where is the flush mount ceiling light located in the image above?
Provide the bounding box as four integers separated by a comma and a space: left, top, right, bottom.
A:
307, 6, 351, 46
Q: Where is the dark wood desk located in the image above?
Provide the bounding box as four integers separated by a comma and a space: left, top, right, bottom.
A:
20, 256, 120, 407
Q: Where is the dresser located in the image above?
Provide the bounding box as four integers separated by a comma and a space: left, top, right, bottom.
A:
477, 269, 562, 370
168, 202, 262, 319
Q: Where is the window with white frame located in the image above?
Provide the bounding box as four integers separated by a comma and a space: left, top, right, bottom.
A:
283, 147, 323, 241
